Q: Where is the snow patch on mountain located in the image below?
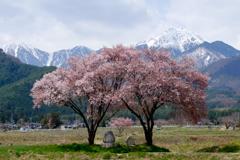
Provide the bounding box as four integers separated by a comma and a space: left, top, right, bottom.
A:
47, 53, 53, 66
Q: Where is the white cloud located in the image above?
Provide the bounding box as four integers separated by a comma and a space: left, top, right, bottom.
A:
0, 0, 239, 52
164, 0, 240, 49
0, 0, 158, 52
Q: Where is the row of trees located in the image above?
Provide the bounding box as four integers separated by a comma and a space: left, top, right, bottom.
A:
31, 45, 209, 145
0, 112, 29, 124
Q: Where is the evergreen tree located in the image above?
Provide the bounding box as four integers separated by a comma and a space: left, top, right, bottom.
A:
23, 115, 28, 123
38, 115, 44, 123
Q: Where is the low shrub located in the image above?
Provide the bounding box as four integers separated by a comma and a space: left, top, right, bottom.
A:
218, 145, 240, 152
198, 144, 240, 153
57, 143, 170, 153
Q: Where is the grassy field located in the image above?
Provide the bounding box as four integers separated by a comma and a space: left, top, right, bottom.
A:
0, 126, 240, 159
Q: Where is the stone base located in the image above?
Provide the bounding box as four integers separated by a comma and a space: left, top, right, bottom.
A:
101, 142, 120, 148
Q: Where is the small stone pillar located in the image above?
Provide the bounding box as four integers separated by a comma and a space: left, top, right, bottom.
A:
126, 136, 135, 146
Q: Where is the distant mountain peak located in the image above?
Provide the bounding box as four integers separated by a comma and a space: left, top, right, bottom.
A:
177, 41, 240, 68
136, 28, 207, 56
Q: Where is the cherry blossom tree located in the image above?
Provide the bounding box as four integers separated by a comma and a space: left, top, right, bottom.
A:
30, 52, 124, 145
108, 117, 134, 136
103, 46, 210, 146
31, 44, 210, 146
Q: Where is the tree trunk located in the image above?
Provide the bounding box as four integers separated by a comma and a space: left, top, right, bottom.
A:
88, 130, 96, 145
143, 129, 153, 146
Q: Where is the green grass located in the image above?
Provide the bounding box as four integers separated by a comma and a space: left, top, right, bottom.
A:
0, 143, 169, 154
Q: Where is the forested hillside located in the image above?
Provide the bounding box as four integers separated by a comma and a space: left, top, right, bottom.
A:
0, 49, 67, 123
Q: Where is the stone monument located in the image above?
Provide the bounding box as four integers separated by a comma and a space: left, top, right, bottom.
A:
125, 136, 135, 146
208, 126, 212, 130
101, 131, 120, 148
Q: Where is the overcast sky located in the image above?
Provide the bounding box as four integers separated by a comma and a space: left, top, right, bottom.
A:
0, 0, 239, 52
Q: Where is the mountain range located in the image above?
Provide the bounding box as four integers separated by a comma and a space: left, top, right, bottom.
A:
1, 28, 240, 69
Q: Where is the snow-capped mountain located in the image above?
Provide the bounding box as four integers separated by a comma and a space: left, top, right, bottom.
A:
135, 28, 240, 68
136, 28, 206, 57
177, 41, 240, 68
0, 43, 49, 66
49, 46, 94, 67
177, 46, 225, 68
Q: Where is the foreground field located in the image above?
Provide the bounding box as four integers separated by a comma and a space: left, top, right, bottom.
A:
1, 126, 240, 159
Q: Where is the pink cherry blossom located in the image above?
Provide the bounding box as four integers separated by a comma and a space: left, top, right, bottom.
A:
108, 117, 134, 136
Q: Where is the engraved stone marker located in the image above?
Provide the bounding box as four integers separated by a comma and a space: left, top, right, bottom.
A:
101, 131, 120, 148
